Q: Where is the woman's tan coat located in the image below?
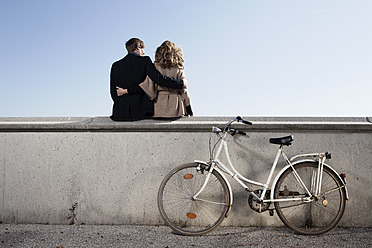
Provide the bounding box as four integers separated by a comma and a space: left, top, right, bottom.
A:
140, 63, 191, 118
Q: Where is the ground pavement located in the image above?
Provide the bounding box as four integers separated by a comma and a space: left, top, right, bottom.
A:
0, 224, 371, 248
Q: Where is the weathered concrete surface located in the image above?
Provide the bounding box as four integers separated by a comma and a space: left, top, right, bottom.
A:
0, 116, 371, 227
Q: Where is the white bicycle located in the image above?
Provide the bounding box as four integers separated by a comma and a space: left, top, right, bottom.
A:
158, 116, 348, 236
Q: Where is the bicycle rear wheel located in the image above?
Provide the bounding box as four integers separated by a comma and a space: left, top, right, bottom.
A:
158, 163, 231, 236
274, 162, 346, 235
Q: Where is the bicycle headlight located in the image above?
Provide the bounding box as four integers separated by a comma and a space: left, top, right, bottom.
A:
212, 126, 222, 133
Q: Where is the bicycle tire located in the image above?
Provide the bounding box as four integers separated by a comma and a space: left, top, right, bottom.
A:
158, 163, 231, 236
274, 161, 346, 235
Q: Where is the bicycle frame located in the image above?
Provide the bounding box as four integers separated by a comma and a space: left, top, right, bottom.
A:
193, 130, 348, 208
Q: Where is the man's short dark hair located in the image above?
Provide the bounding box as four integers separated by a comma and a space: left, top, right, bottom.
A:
125, 38, 145, 53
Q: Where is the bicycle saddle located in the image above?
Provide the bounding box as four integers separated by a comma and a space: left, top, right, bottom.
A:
269, 135, 293, 146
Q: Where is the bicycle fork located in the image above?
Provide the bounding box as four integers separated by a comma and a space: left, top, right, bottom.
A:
192, 163, 213, 201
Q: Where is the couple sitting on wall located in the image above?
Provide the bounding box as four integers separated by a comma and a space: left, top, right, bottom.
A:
110, 38, 193, 121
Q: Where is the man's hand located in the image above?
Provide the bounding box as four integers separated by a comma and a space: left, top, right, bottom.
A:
116, 86, 128, 96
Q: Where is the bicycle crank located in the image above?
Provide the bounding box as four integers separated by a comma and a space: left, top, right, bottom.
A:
248, 190, 271, 213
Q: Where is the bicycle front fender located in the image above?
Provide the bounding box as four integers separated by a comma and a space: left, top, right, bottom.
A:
194, 160, 234, 216
270, 159, 349, 201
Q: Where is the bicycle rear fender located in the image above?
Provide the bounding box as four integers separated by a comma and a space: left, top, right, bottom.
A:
270, 159, 349, 201
194, 160, 233, 217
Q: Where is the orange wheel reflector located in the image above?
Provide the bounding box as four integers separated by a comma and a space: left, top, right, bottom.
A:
187, 213, 197, 219
184, 174, 193, 179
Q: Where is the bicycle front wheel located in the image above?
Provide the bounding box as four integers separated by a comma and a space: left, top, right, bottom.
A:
274, 162, 346, 235
158, 163, 231, 236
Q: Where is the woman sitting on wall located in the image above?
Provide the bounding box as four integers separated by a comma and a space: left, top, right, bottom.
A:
140, 40, 193, 118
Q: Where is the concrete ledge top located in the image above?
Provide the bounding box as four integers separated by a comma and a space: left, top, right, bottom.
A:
0, 116, 371, 132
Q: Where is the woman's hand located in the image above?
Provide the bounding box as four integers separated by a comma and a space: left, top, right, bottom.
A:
116, 86, 128, 96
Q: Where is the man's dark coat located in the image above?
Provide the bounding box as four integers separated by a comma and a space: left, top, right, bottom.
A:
110, 53, 184, 120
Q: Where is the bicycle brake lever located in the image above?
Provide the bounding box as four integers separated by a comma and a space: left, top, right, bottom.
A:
230, 129, 236, 136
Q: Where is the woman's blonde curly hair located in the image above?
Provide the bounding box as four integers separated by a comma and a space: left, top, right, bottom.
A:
155, 40, 184, 69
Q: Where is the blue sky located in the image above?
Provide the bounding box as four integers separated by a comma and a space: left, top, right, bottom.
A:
1, 0, 371, 117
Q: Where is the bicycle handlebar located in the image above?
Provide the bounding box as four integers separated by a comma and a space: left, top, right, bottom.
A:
215, 116, 252, 136
212, 116, 252, 135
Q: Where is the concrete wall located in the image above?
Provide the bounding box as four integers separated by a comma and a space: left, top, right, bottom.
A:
0, 116, 371, 227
